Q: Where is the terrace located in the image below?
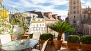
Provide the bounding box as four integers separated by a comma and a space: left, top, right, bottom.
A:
0, 1, 91, 51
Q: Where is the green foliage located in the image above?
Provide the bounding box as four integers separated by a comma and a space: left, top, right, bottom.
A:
10, 16, 20, 25
47, 21, 75, 40
29, 33, 33, 38
40, 33, 53, 41
0, 16, 13, 34
80, 35, 91, 44
10, 13, 29, 33
67, 35, 80, 43
17, 32, 24, 36
10, 14, 24, 26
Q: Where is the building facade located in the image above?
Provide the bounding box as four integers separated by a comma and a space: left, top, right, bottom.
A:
29, 15, 45, 34
68, 0, 82, 32
27, 11, 62, 35
66, 0, 91, 35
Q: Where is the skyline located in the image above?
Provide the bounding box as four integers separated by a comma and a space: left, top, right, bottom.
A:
2, 0, 91, 20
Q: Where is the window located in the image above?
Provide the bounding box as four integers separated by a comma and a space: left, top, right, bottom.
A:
74, 7, 75, 9
36, 24, 38, 27
74, 1, 75, 4
84, 15, 86, 20
74, 16, 75, 18
78, 26, 79, 28
40, 24, 41, 26
74, 12, 75, 14
42, 24, 44, 26
73, 20, 76, 23
33, 15, 35, 18
74, 3, 75, 4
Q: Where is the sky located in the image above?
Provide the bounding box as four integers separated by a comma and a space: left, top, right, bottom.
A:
2, 0, 91, 20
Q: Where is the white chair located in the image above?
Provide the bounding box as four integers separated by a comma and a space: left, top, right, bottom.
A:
32, 32, 41, 49
31, 39, 49, 51
32, 32, 40, 40
0, 34, 11, 45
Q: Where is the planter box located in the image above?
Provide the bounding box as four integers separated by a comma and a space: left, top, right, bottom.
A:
67, 43, 80, 50
81, 44, 91, 51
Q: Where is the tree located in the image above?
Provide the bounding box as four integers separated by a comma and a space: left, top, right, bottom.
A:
47, 21, 75, 40
10, 13, 29, 34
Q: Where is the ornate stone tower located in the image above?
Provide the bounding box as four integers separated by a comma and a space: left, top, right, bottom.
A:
68, 0, 82, 32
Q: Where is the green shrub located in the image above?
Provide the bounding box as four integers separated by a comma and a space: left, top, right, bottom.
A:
40, 33, 53, 41
67, 35, 80, 43
80, 35, 91, 44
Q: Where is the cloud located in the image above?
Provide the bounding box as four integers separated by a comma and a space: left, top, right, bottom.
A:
35, 5, 68, 19
2, 0, 90, 20
49, 0, 68, 6
31, 0, 48, 4
2, 0, 68, 20
81, 0, 91, 8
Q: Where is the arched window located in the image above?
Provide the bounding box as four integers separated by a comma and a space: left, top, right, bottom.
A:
74, 16, 75, 18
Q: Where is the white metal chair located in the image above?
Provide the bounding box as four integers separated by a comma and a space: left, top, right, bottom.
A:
32, 32, 40, 40
31, 39, 49, 51
32, 32, 41, 49
0, 34, 11, 45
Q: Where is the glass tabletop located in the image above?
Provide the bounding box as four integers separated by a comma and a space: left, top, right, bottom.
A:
1, 39, 38, 50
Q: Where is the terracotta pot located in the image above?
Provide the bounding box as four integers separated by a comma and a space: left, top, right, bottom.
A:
21, 35, 29, 39
53, 40, 62, 50
81, 44, 91, 51
67, 43, 80, 50
47, 41, 52, 46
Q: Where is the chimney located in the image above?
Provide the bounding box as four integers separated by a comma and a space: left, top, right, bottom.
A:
44, 12, 52, 18
52, 14, 58, 19
58, 16, 61, 20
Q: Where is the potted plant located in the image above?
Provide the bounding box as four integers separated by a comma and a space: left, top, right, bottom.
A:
80, 35, 91, 51
47, 21, 75, 50
40, 33, 53, 46
67, 35, 80, 50
10, 13, 29, 38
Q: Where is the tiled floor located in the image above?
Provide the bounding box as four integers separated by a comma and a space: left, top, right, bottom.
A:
38, 44, 82, 51
0, 43, 82, 51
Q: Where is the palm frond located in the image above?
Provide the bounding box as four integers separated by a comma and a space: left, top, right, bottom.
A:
48, 21, 75, 34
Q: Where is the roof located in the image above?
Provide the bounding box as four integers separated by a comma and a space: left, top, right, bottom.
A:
82, 8, 91, 14
26, 11, 44, 18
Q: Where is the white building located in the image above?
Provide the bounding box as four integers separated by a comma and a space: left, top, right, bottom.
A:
29, 14, 45, 34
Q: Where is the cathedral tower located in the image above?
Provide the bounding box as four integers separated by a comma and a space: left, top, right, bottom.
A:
68, 0, 82, 32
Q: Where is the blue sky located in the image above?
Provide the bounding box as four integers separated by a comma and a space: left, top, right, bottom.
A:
2, 0, 91, 20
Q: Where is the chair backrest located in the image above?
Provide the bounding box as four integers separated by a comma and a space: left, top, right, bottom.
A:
32, 32, 40, 40
41, 39, 49, 51
0, 34, 11, 45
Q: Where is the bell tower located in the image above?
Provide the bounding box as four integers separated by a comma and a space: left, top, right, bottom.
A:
68, 0, 82, 32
